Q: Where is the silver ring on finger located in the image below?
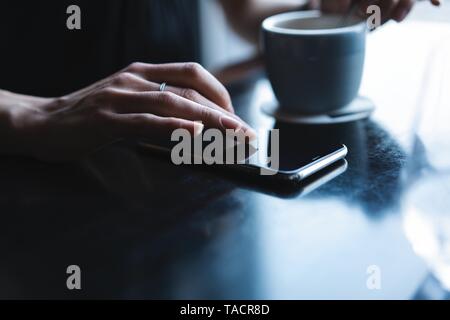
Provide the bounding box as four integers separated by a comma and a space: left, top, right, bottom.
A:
159, 82, 167, 92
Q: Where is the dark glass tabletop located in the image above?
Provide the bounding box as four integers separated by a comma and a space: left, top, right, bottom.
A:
1, 21, 447, 299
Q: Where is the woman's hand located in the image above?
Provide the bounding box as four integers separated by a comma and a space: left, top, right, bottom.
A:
320, 0, 440, 23
1, 62, 255, 162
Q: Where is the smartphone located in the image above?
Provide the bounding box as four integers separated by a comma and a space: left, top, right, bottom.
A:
138, 127, 347, 183
231, 129, 346, 181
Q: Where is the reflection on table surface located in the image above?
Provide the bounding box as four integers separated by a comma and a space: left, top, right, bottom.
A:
1, 21, 450, 299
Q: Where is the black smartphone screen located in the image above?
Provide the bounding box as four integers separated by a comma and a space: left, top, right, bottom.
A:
245, 128, 345, 173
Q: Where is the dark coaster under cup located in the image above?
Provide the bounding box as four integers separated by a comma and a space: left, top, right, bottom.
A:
261, 96, 375, 125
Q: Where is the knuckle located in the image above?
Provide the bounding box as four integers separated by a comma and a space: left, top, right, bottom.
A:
166, 117, 183, 129
180, 88, 199, 101
90, 87, 120, 105
183, 62, 204, 78
131, 113, 151, 123
156, 91, 176, 106
94, 109, 114, 122
127, 61, 146, 72
112, 72, 135, 86
200, 106, 214, 122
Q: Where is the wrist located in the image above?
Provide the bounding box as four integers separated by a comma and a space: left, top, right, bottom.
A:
0, 90, 55, 157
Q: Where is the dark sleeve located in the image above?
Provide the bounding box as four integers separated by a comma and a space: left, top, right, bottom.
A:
0, 0, 200, 97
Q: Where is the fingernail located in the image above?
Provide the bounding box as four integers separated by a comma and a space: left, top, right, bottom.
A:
245, 128, 258, 141
397, 9, 408, 22
220, 116, 242, 131
193, 122, 204, 137
220, 116, 257, 141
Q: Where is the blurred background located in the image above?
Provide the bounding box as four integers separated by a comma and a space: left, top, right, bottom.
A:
199, 0, 450, 71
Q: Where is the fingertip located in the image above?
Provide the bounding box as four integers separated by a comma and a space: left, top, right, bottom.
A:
220, 116, 243, 131
245, 128, 258, 142
222, 102, 235, 114
193, 122, 204, 137
174, 119, 204, 137
431, 0, 441, 6
393, 11, 406, 22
